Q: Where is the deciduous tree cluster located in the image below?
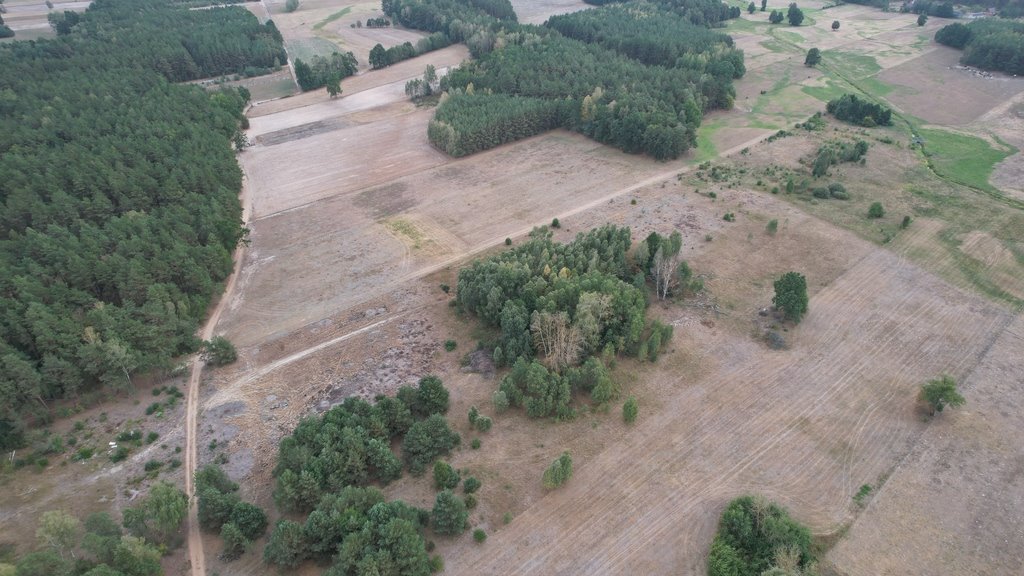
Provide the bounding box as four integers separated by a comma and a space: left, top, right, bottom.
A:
708, 496, 814, 576
936, 19, 1024, 76
825, 93, 893, 127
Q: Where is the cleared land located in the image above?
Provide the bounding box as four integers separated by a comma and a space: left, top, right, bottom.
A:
5, 3, 1024, 576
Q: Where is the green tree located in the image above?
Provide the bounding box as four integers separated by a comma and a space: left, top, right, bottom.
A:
868, 202, 884, 219
773, 272, 809, 324
124, 482, 187, 545
112, 536, 162, 576
433, 461, 461, 490
414, 375, 449, 417
463, 476, 482, 494
761, 0, 767, 11
285, 0, 299, 13
401, 414, 460, 475
769, 9, 784, 23
917, 13, 927, 26
264, 520, 307, 567
748, 2, 756, 13
36, 510, 80, 560
832, 20, 840, 31
542, 451, 573, 489
432, 490, 468, 535
202, 336, 237, 366
325, 74, 342, 98
623, 396, 638, 424
219, 522, 248, 561
229, 501, 268, 540
920, 375, 965, 415
15, 551, 70, 576
787, 3, 804, 26
369, 43, 389, 69
804, 48, 821, 67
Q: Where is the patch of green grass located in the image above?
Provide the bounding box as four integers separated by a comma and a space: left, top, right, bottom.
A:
820, 51, 881, 80
693, 119, 723, 163
917, 128, 1016, 194
802, 78, 848, 104
286, 37, 341, 63
313, 6, 352, 31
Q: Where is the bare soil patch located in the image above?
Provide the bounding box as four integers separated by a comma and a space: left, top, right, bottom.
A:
878, 46, 1024, 125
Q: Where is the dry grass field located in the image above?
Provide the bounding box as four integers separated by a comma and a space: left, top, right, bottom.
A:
198, 3, 1024, 574
4, 2, 1024, 575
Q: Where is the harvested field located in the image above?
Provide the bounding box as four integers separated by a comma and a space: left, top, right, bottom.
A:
510, 0, 590, 24
827, 312, 1024, 576
878, 46, 1024, 125
225, 129, 688, 346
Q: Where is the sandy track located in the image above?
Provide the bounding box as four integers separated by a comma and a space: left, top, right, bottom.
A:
444, 245, 1011, 574
184, 174, 253, 576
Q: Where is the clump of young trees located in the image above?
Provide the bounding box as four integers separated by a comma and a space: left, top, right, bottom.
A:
5, 502, 178, 576
0, 0, 279, 449
456, 225, 687, 419
825, 94, 893, 127
542, 451, 574, 489
708, 496, 814, 576
264, 486, 434, 573
294, 51, 358, 92
936, 19, 1024, 76
267, 377, 460, 572
811, 138, 870, 177
195, 464, 267, 561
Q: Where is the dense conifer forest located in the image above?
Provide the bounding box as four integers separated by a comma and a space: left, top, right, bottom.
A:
394, 0, 743, 160
0, 0, 284, 447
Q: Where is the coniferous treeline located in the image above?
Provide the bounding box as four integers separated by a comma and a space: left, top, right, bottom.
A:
0, 0, 280, 447
48, 0, 286, 81
405, 0, 741, 159
435, 30, 716, 159
936, 19, 1024, 75
583, 0, 738, 24
546, 4, 744, 75
428, 93, 566, 157
383, 0, 517, 40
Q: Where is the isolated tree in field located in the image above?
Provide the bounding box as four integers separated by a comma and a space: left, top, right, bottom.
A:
917, 13, 927, 26
36, 511, 80, 560
787, 3, 804, 26
432, 490, 468, 535
325, 74, 341, 99
761, 0, 767, 11
920, 375, 965, 415
868, 202, 885, 219
285, 0, 299, 12
769, 9, 784, 24
623, 396, 638, 424
202, 335, 237, 366
773, 272, 809, 324
542, 451, 573, 489
748, 2, 756, 13
832, 20, 840, 31
433, 461, 460, 490
804, 48, 821, 67
369, 43, 388, 69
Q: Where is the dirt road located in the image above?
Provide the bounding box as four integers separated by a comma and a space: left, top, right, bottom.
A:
184, 175, 252, 576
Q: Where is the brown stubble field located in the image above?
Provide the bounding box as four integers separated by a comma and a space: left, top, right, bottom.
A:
193, 4, 1024, 575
